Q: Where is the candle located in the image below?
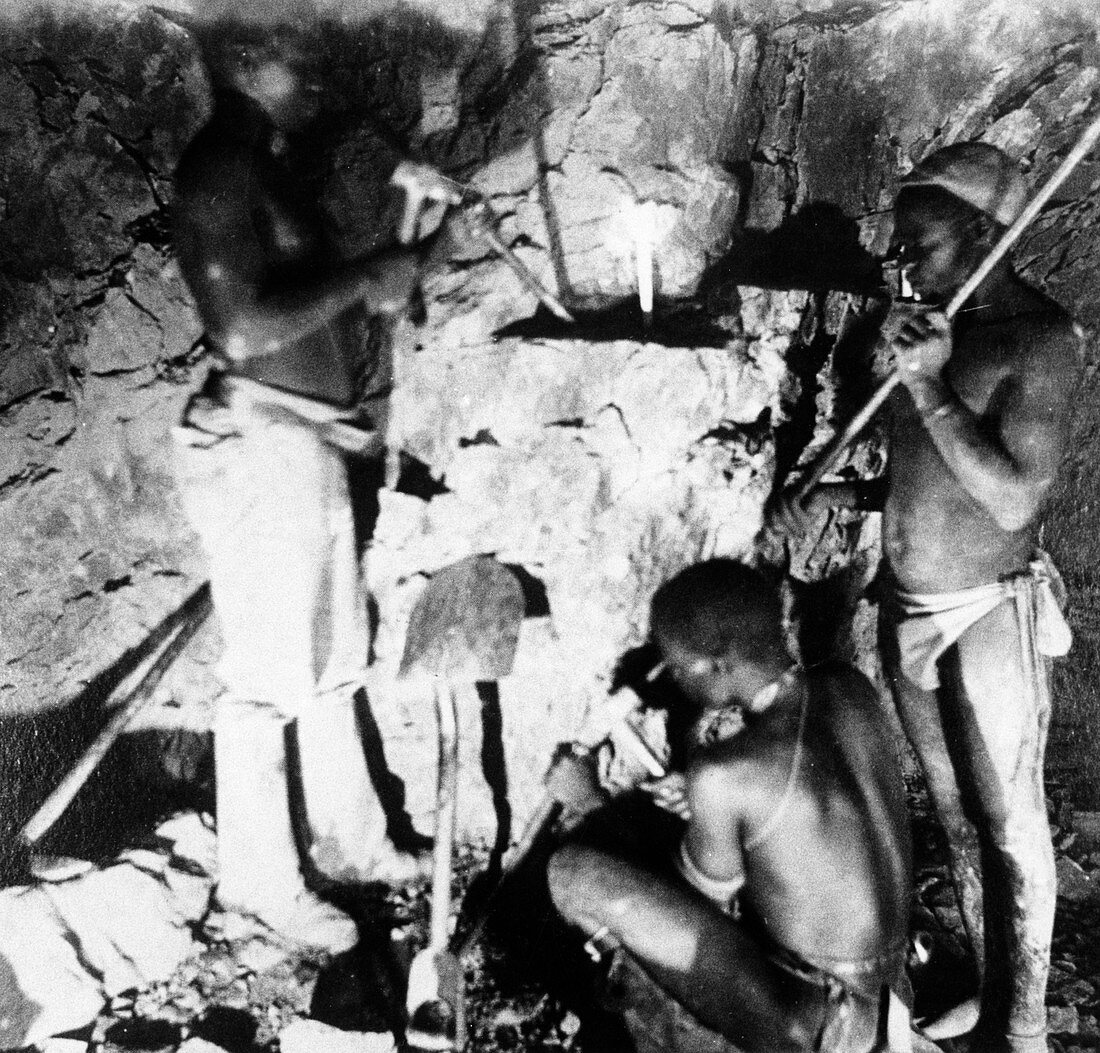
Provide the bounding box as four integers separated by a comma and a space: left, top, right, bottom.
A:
632, 202, 657, 326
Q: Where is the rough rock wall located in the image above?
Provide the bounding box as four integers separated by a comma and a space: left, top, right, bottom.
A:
3, 0, 1100, 839
0, 5, 216, 720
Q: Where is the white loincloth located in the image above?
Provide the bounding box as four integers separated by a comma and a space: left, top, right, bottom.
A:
892, 551, 1072, 691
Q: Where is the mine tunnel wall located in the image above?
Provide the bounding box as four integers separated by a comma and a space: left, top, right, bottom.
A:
2, 0, 1100, 844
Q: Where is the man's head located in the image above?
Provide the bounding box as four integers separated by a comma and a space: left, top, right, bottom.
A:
892, 142, 1027, 302
196, 7, 323, 131
650, 559, 787, 709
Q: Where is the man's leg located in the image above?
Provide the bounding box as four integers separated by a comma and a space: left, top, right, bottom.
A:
547, 843, 825, 1053
213, 703, 358, 952
285, 428, 427, 884
948, 602, 1055, 1053
880, 611, 987, 979
883, 601, 1054, 1053
174, 405, 357, 951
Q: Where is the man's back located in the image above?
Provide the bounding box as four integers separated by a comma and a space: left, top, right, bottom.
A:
689, 662, 912, 967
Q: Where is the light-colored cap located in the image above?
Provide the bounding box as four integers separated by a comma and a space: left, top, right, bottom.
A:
900, 142, 1028, 227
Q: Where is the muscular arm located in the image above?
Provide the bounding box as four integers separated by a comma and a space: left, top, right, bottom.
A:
175, 140, 418, 361
909, 319, 1080, 531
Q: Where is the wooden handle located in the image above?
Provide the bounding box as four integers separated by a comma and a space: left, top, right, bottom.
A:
465, 203, 575, 323
455, 793, 561, 956
21, 584, 212, 847
430, 684, 460, 954
796, 109, 1100, 496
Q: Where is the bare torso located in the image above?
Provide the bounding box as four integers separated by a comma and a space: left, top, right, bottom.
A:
883, 285, 1079, 593
690, 664, 911, 965
174, 95, 371, 406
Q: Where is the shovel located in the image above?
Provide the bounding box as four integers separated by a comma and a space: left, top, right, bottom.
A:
397, 555, 525, 1052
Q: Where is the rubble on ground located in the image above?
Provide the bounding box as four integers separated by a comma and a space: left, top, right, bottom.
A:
3, 783, 1100, 1053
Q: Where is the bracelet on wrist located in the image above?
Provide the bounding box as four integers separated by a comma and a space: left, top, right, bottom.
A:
920, 395, 956, 420
913, 381, 952, 418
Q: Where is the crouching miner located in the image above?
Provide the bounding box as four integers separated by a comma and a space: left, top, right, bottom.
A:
547, 560, 914, 1052
172, 12, 448, 951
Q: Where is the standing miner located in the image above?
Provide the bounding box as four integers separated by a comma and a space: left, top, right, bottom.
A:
779, 142, 1082, 1052
173, 13, 452, 951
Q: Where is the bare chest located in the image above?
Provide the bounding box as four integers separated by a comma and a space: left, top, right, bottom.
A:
250, 162, 325, 265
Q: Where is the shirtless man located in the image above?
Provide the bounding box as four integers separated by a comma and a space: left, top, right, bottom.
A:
779, 143, 1081, 1051
546, 559, 913, 1052
173, 15, 450, 951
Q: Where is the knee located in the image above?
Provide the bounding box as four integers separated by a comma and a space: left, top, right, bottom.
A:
991, 816, 1056, 887
547, 844, 592, 921
548, 843, 617, 930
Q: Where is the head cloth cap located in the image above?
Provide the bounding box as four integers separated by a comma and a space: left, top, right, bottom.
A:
900, 142, 1029, 227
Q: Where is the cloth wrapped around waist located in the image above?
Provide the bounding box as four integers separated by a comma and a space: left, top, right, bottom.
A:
177, 369, 381, 456
888, 551, 1071, 690
598, 936, 904, 1053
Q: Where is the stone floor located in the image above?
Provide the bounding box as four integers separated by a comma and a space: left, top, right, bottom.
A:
7, 772, 1100, 1053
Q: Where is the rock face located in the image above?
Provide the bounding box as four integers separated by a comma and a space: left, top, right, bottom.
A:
2, 0, 1100, 836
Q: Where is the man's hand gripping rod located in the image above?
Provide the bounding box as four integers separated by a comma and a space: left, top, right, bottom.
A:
793, 110, 1100, 505
390, 161, 575, 323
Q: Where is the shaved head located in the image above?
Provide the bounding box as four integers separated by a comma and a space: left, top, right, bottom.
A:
651, 559, 783, 665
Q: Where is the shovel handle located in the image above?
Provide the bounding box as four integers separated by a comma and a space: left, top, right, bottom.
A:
430, 683, 460, 953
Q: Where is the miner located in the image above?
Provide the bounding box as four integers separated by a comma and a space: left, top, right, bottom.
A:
172, 13, 452, 951
546, 559, 913, 1052
777, 142, 1082, 1052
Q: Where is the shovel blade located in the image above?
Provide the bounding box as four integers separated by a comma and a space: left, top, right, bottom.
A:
399, 556, 524, 682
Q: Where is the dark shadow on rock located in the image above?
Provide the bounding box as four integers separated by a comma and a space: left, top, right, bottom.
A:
789, 568, 867, 666
346, 453, 387, 567
189, 1007, 258, 1053
476, 681, 512, 864
354, 688, 432, 854
701, 201, 885, 297
451, 678, 519, 936
494, 301, 735, 349
502, 563, 551, 619
101, 1018, 182, 1053
312, 895, 412, 1039
393, 452, 450, 500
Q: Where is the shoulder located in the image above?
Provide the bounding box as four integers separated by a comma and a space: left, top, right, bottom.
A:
1002, 288, 1082, 372
808, 661, 895, 748
686, 735, 765, 813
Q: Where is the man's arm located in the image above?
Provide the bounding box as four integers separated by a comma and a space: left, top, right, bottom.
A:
175, 154, 423, 361
900, 313, 1080, 531
677, 758, 747, 912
